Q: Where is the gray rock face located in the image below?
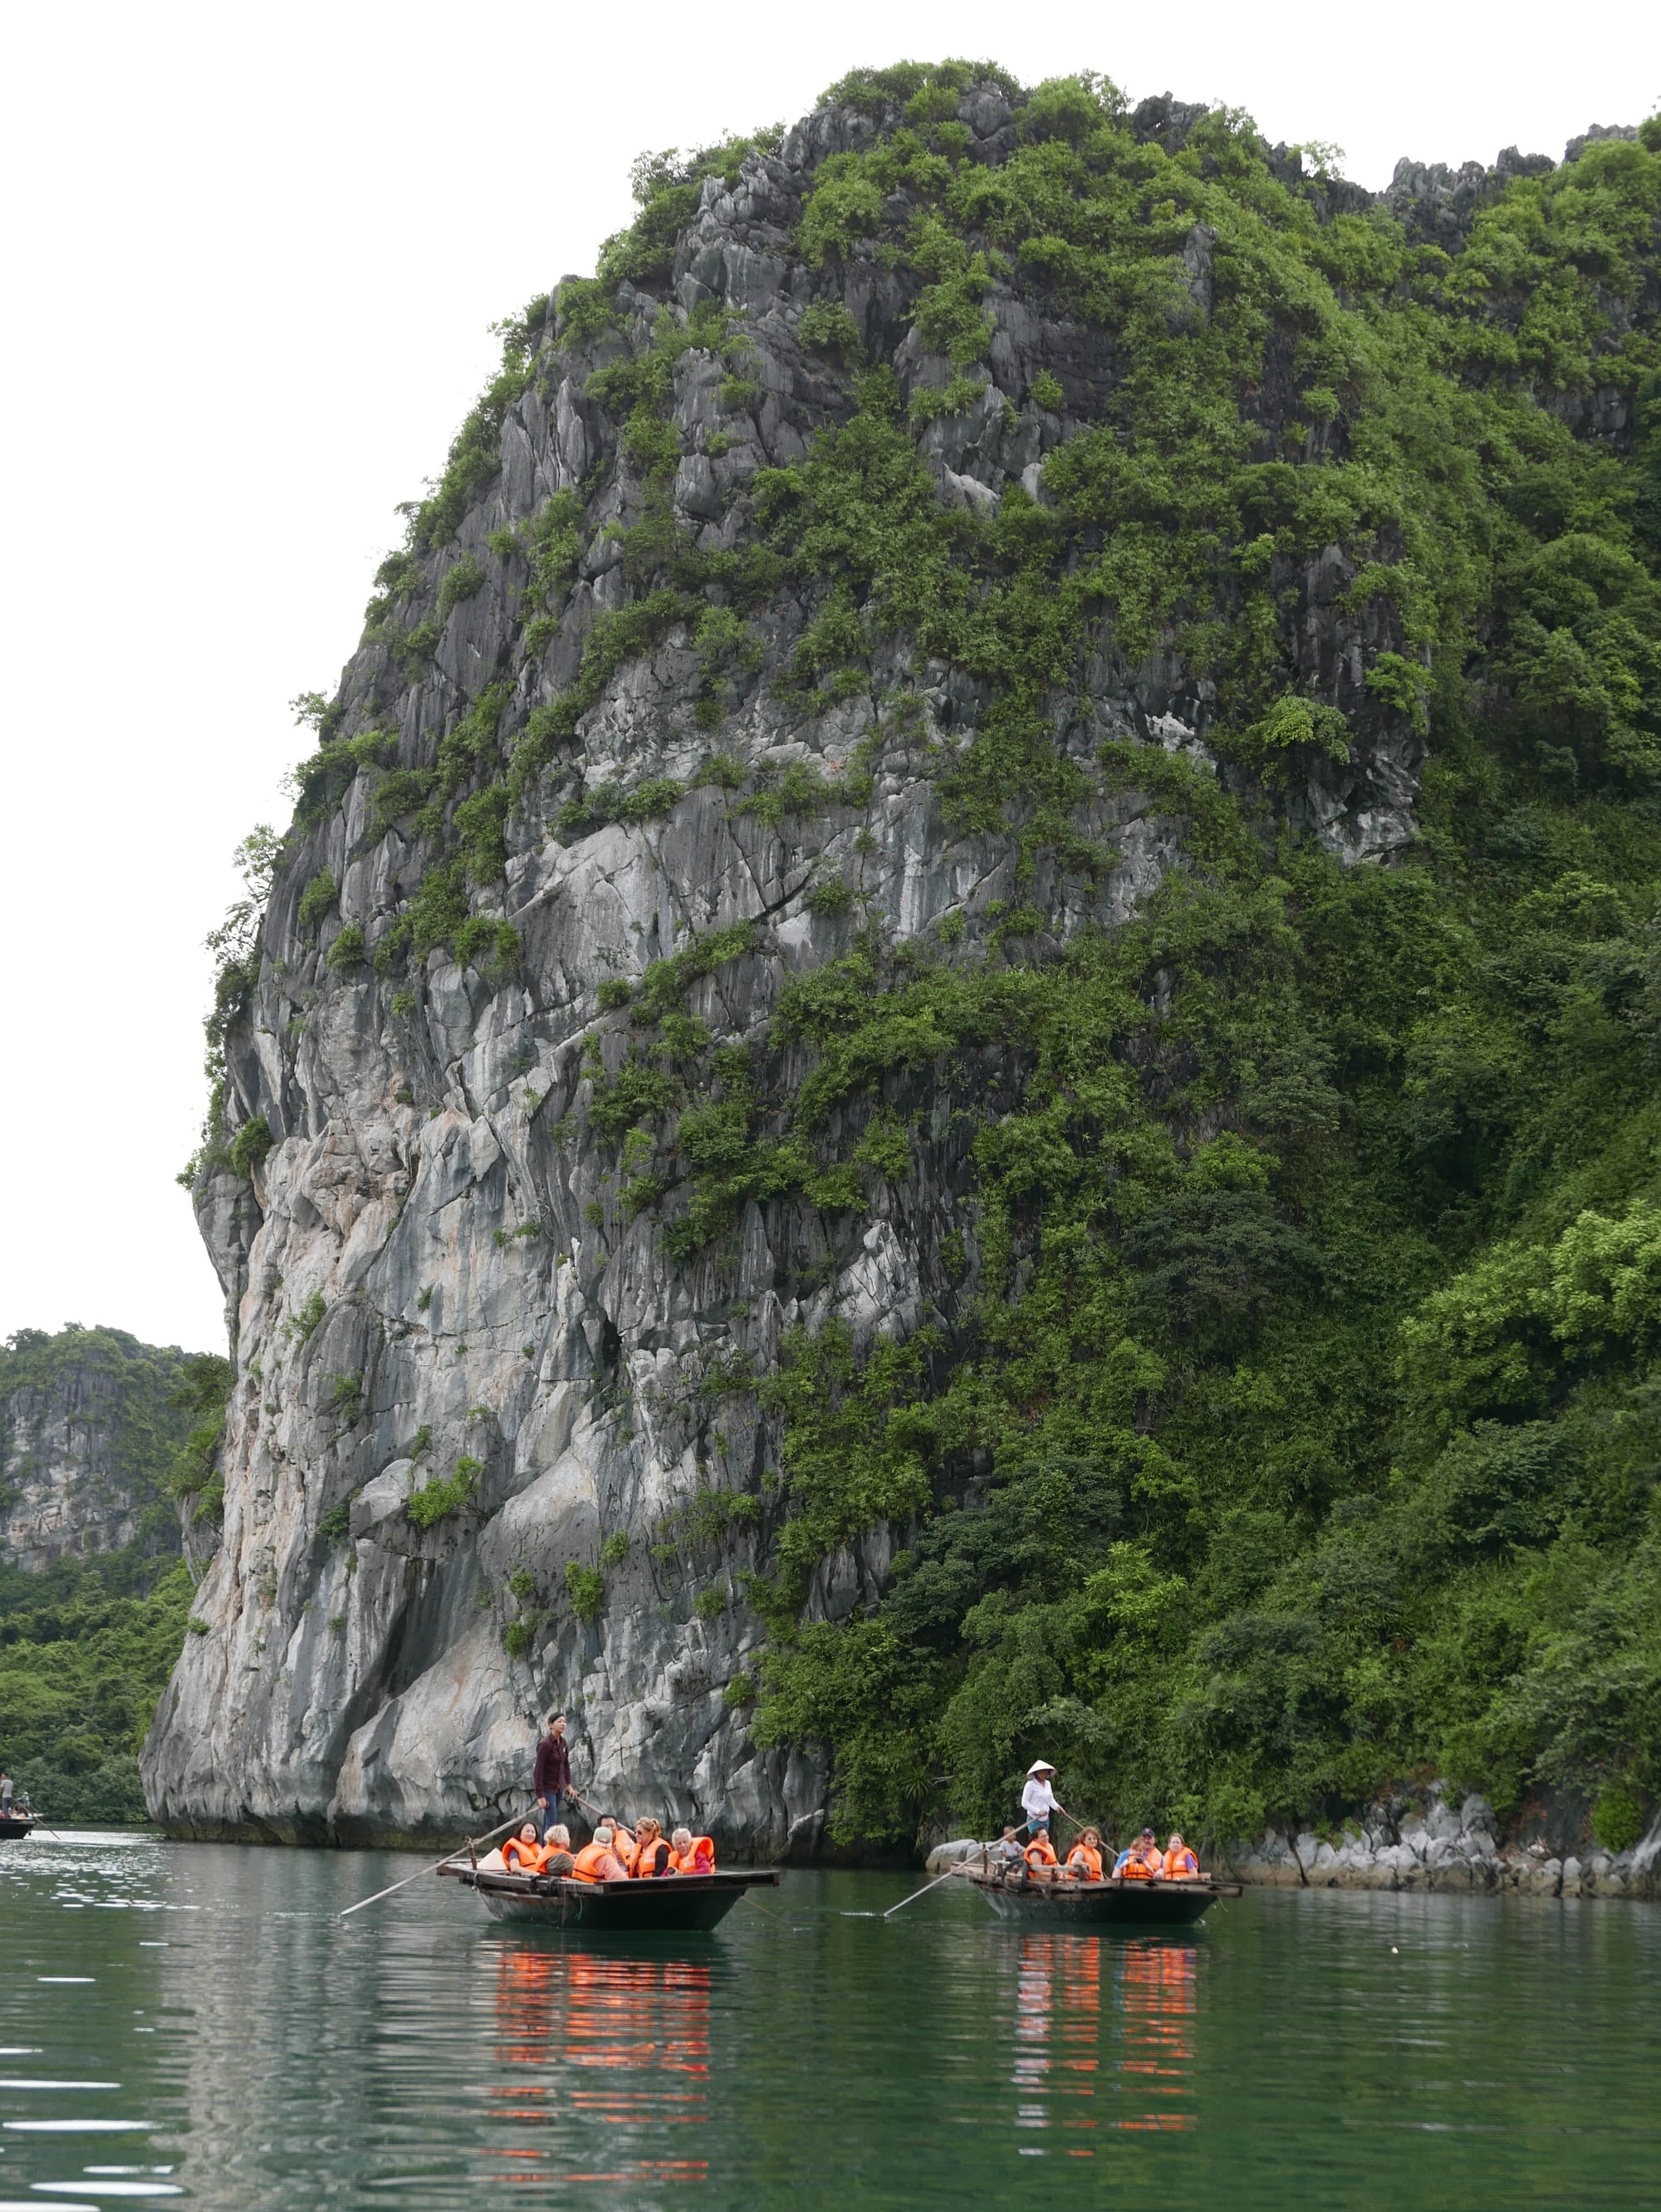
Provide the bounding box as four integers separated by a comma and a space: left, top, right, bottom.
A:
1225, 1785, 1661, 1899
140, 81, 1600, 1852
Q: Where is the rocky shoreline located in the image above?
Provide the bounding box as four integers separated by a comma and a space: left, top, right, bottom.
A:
928, 1790, 1661, 1900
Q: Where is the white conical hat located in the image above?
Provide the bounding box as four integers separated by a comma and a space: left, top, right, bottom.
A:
1026, 1759, 1056, 1774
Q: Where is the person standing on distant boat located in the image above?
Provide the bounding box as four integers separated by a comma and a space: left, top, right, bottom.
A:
1021, 1759, 1066, 1845
0, 1770, 12, 1815
533, 1713, 572, 1841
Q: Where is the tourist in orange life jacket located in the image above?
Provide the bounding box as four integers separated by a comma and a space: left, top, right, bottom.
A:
1023, 1827, 1061, 1881
669, 1826, 716, 1873
541, 1823, 576, 1876
571, 1823, 630, 1881
1111, 1828, 1165, 1879
1066, 1828, 1105, 1881
630, 1819, 673, 1878
605, 1812, 636, 1863
1163, 1833, 1201, 1879
502, 1823, 545, 1873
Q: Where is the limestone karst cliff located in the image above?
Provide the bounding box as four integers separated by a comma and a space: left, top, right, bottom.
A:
143, 64, 1661, 1862
1, 1327, 193, 1572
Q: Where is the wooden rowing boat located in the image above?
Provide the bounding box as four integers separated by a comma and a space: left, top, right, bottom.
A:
0, 1816, 38, 1842
955, 1862, 1239, 1926
435, 1861, 780, 1931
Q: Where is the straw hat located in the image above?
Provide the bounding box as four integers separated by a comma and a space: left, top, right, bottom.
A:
1026, 1759, 1056, 1775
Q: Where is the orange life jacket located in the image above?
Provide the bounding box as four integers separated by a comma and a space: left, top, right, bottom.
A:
1024, 1834, 1059, 1871
1116, 1847, 1159, 1878
502, 1836, 544, 1873
610, 1824, 635, 1861
630, 1837, 670, 1878
671, 1836, 715, 1873
1066, 1843, 1104, 1881
1164, 1847, 1199, 1880
571, 1842, 626, 1882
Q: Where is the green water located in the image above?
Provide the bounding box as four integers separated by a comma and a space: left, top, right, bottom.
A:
0, 1831, 1656, 2208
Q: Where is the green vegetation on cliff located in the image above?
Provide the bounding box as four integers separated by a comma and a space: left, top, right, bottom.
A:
741, 83, 1660, 1849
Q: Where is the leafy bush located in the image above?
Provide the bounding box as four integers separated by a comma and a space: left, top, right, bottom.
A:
436, 555, 485, 619
1592, 1788, 1645, 1855
800, 299, 862, 360
326, 923, 365, 972
319, 1498, 354, 1545
406, 1456, 482, 1529
566, 1560, 605, 1622
298, 870, 338, 929
228, 1116, 272, 1178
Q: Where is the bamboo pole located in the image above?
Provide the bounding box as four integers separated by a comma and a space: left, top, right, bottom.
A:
884, 1822, 1031, 1920
337, 1808, 531, 1919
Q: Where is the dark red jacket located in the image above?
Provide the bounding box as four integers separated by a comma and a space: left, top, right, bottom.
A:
534, 1732, 571, 1797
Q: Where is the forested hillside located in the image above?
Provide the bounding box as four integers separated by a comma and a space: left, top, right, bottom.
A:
153, 61, 1661, 1860
743, 73, 1661, 1856
0, 1328, 226, 1820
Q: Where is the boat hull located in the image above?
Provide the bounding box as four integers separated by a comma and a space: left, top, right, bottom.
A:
0, 1817, 37, 1842
962, 1870, 1231, 1927
439, 1863, 778, 1933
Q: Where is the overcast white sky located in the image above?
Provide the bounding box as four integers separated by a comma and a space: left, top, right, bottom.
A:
1, 0, 1654, 1355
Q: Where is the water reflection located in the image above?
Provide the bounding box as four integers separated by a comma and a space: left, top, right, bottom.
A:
1118, 1941, 1195, 2131
1011, 1934, 1197, 2151
483, 1946, 712, 2188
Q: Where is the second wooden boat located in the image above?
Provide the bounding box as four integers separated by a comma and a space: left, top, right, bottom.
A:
436, 1860, 779, 1931
956, 1862, 1238, 1926
0, 1815, 37, 1842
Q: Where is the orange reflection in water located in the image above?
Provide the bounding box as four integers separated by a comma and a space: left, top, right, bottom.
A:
483, 1946, 712, 2186
1011, 1933, 1196, 2153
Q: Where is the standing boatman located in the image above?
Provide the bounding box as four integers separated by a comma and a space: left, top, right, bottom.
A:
1021, 1759, 1066, 1845
533, 1712, 573, 1841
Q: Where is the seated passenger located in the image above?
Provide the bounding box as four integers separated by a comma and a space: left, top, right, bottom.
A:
630, 1818, 673, 1878
606, 1812, 636, 1862
1023, 1828, 1060, 1881
1066, 1827, 1105, 1881
502, 1822, 545, 1873
992, 1824, 1026, 1876
669, 1827, 716, 1874
571, 1823, 630, 1882
541, 1822, 576, 1877
1112, 1828, 1164, 1879
1164, 1832, 1201, 1880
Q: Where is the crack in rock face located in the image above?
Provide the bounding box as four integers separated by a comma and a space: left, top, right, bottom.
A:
140, 70, 1510, 1853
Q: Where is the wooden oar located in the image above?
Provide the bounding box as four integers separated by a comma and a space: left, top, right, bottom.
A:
338, 1808, 531, 1918
884, 1822, 1031, 1920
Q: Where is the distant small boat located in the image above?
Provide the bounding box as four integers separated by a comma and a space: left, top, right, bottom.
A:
436, 1860, 780, 1931
957, 1863, 1238, 1926
0, 1815, 38, 1842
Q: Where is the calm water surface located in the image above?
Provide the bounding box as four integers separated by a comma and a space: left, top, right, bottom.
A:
0, 1830, 1655, 2208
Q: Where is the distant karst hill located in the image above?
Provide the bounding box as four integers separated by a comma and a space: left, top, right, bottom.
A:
1, 1326, 228, 1821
